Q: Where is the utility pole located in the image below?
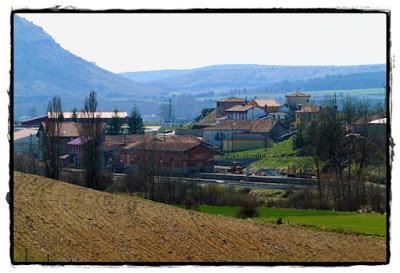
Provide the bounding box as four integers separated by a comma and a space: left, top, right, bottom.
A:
169, 98, 172, 127
29, 134, 34, 173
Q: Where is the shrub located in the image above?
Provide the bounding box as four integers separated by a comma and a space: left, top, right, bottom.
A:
236, 196, 260, 219
184, 195, 200, 211
99, 171, 114, 191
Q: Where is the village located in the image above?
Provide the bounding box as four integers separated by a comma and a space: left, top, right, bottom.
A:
9, 10, 390, 264
14, 91, 386, 179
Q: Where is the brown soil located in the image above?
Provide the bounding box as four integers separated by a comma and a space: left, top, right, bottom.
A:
13, 171, 386, 262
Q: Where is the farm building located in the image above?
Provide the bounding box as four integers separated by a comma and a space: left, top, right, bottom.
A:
56, 111, 129, 123
202, 119, 284, 152
112, 135, 220, 174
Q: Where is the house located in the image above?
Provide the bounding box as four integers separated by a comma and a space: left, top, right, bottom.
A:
294, 106, 321, 129
37, 122, 80, 160
37, 121, 106, 165
202, 119, 284, 152
216, 97, 245, 118
102, 134, 147, 172
65, 137, 88, 168
351, 114, 385, 135
117, 135, 220, 174
249, 98, 281, 112
225, 104, 267, 120
285, 92, 311, 110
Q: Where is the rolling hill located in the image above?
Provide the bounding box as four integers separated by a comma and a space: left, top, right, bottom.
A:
13, 171, 386, 262
120, 64, 386, 94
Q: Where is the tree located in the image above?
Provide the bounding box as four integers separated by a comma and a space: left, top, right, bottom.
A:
128, 105, 144, 134
77, 91, 104, 190
71, 107, 78, 122
323, 98, 347, 210
303, 113, 326, 208
108, 108, 123, 135
43, 96, 64, 179
194, 108, 214, 122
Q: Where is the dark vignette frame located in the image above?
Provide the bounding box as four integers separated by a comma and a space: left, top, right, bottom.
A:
9, 7, 392, 266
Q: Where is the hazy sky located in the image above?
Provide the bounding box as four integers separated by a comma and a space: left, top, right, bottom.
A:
20, 13, 386, 73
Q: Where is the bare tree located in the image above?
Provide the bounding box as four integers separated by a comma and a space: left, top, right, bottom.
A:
77, 92, 104, 190
43, 96, 64, 179
304, 113, 325, 209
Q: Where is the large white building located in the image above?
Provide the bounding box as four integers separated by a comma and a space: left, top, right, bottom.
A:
225, 104, 267, 120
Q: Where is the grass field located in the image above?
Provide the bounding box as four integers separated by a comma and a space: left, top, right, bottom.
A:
218, 137, 318, 172
192, 205, 386, 236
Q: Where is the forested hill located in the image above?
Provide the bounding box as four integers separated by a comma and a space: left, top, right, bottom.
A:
120, 64, 386, 94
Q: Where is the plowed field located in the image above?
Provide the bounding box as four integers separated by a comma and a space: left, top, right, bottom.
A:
13, 172, 386, 262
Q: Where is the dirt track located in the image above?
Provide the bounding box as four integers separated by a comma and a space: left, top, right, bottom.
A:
13, 171, 387, 262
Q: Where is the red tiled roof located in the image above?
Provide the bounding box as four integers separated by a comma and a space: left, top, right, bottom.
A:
120, 134, 218, 153
40, 122, 80, 137
250, 99, 281, 108
39, 121, 106, 137
225, 104, 256, 112
286, 92, 310, 97
217, 96, 245, 103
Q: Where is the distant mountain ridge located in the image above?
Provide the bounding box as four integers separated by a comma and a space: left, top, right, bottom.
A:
120, 64, 386, 94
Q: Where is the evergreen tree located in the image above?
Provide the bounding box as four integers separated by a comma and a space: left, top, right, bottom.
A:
108, 108, 122, 135
129, 105, 144, 134
71, 107, 78, 122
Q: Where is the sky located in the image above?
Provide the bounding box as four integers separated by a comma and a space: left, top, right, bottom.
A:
19, 13, 386, 73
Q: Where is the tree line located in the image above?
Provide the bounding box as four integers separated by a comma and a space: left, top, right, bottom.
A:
294, 95, 386, 211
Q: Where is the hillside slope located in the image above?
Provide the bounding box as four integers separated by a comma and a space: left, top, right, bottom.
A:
13, 16, 153, 120
13, 172, 386, 262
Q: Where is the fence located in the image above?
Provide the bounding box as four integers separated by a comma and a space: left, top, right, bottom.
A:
219, 152, 267, 160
